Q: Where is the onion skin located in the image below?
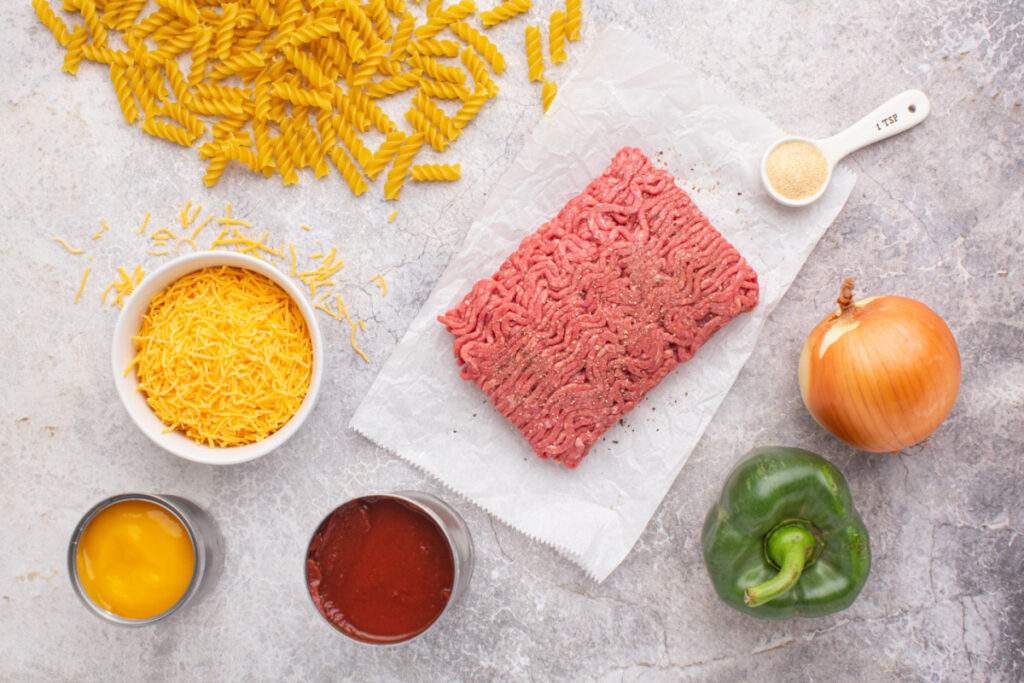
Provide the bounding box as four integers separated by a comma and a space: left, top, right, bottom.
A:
798, 282, 961, 453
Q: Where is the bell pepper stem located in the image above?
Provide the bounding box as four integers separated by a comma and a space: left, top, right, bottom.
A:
744, 524, 817, 607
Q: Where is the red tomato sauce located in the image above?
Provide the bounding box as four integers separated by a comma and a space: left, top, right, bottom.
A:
305, 496, 455, 643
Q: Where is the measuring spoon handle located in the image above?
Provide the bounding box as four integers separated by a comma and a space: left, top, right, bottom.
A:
818, 89, 931, 164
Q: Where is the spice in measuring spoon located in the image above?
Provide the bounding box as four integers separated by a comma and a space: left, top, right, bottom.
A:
765, 140, 829, 201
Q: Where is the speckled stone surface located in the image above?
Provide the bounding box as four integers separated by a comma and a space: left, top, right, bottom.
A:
1, 1, 1021, 681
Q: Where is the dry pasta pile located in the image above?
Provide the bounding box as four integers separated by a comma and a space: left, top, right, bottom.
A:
33, 0, 585, 196
54, 200, 382, 363
129, 266, 313, 447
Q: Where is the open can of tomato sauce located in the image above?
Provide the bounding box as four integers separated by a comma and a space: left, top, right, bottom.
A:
68, 493, 222, 625
305, 491, 474, 645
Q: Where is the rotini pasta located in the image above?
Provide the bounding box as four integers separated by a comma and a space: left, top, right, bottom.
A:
404, 107, 449, 152
33, 0, 71, 47
418, 78, 470, 101
524, 24, 543, 82
364, 68, 422, 97
408, 53, 466, 85
383, 132, 424, 200
480, 0, 531, 29
448, 21, 506, 74
363, 131, 404, 179
414, 0, 476, 39
541, 78, 556, 112
565, 0, 582, 41
409, 38, 460, 57
328, 147, 369, 196
272, 82, 332, 109
109, 63, 139, 123
34, 0, 580, 193
410, 163, 461, 181
548, 10, 567, 63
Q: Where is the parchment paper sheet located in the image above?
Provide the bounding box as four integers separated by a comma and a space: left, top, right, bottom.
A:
351, 27, 856, 581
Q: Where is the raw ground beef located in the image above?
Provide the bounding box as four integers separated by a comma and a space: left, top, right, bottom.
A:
438, 147, 759, 468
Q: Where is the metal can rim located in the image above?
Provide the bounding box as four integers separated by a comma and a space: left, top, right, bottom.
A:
302, 491, 473, 647
67, 493, 206, 626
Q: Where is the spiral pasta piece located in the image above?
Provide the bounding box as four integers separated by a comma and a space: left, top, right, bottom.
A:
365, 68, 422, 97
404, 108, 449, 152
409, 39, 460, 57
366, 0, 392, 40
460, 47, 496, 98
524, 24, 543, 82
408, 54, 466, 85
383, 132, 424, 200
548, 10, 567, 63
328, 147, 369, 196
335, 116, 374, 168
410, 163, 461, 182
188, 25, 212, 85
154, 0, 200, 25
541, 79, 556, 112
451, 87, 488, 132
418, 78, 470, 101
214, 2, 237, 61
480, 0, 531, 28
62, 26, 88, 75
109, 64, 140, 123
272, 82, 332, 109
33, 0, 71, 47
291, 18, 340, 47
142, 116, 197, 146
448, 21, 506, 74
348, 43, 388, 87
79, 0, 109, 47
412, 90, 456, 138
414, 0, 476, 39
389, 11, 415, 61
363, 131, 404, 179
565, 0, 582, 41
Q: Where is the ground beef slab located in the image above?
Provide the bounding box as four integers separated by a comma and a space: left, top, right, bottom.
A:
438, 147, 760, 469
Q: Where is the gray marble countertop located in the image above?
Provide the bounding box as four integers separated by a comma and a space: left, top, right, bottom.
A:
2, 1, 1021, 681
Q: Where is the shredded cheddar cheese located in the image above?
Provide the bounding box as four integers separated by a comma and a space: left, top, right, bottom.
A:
315, 292, 370, 363
53, 236, 85, 255
92, 220, 110, 240
370, 273, 388, 297
136, 212, 151, 235
387, 211, 398, 223
129, 266, 313, 448
74, 263, 91, 303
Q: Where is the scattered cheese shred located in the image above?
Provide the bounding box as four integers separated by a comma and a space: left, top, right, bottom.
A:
91, 220, 110, 240
73, 263, 91, 303
53, 236, 84, 255
147, 248, 171, 256
130, 266, 313, 448
298, 247, 344, 299
370, 273, 388, 297
211, 226, 283, 259
150, 227, 177, 242
387, 211, 398, 223
300, 224, 313, 232
106, 265, 143, 308
136, 212, 151, 235
190, 214, 214, 240
313, 292, 369, 363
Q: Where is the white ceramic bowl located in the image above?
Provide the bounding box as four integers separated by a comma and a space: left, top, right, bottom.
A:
112, 252, 323, 465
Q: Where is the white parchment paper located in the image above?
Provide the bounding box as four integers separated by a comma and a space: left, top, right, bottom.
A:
351, 27, 857, 581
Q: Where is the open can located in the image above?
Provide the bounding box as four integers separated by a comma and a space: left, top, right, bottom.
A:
304, 491, 474, 646
68, 493, 222, 625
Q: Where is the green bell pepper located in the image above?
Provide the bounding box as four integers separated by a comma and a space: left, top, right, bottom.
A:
701, 446, 871, 619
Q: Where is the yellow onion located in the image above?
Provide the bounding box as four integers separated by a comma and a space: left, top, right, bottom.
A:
798, 278, 960, 452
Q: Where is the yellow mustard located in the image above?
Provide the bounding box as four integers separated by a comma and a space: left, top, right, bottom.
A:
75, 500, 195, 620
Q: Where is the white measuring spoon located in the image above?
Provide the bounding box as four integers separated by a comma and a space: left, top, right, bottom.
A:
761, 89, 931, 207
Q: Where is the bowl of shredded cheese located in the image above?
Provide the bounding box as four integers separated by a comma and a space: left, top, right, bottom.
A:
112, 252, 323, 465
